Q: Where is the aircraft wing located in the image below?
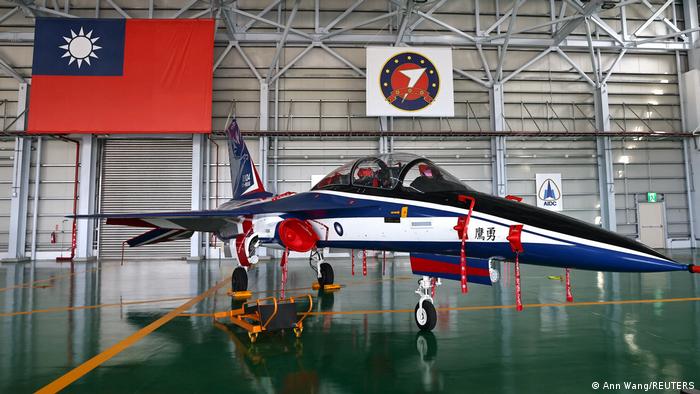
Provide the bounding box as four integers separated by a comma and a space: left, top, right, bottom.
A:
73, 192, 377, 232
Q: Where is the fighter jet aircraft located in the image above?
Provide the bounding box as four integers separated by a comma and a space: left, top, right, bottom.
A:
77, 119, 700, 331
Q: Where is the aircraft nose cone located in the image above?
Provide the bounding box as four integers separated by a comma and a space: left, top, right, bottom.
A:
474, 193, 686, 272
529, 209, 684, 272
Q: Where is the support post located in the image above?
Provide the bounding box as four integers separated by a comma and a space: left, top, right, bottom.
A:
75, 135, 97, 261
682, 0, 700, 245
684, 0, 700, 70
4, 83, 30, 262
189, 133, 204, 260
490, 83, 507, 197
594, 83, 617, 231
259, 81, 269, 257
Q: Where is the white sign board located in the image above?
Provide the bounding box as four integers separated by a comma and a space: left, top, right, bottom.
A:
366, 47, 454, 117
535, 173, 563, 211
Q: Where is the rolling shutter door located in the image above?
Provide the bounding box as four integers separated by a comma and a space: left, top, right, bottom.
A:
99, 139, 192, 260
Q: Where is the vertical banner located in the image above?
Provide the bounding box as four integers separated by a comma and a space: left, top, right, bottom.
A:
536, 174, 563, 211
366, 47, 454, 117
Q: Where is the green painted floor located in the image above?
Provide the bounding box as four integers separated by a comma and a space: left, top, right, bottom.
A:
1, 250, 699, 393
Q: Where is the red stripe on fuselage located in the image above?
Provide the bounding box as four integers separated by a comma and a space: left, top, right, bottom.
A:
410, 257, 489, 277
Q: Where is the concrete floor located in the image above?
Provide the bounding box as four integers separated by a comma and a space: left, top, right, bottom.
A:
1, 250, 699, 393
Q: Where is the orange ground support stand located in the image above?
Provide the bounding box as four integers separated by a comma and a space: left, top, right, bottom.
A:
214, 295, 313, 343
311, 282, 342, 291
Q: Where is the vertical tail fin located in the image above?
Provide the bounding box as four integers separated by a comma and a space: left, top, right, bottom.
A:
226, 119, 272, 200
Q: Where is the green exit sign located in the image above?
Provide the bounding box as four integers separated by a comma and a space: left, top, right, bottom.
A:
647, 192, 658, 202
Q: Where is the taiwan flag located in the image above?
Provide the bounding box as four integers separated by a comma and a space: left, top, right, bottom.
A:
28, 18, 214, 134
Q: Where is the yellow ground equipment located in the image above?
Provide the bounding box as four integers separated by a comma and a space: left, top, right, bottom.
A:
227, 290, 253, 300
214, 295, 313, 343
311, 282, 342, 291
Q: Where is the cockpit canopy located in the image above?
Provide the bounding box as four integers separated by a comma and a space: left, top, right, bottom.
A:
312, 153, 471, 194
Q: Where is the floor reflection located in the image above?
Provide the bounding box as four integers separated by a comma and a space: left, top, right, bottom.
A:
0, 251, 699, 393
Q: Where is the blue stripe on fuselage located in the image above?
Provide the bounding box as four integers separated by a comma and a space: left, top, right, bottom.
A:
316, 240, 685, 272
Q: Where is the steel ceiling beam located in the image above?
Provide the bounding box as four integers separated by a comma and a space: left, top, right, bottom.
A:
394, 0, 415, 46
633, 0, 674, 37
0, 30, 690, 51
554, 0, 605, 46
323, 0, 364, 33
266, 0, 300, 83
495, 0, 525, 82
413, 9, 476, 42
241, 0, 281, 32
406, 0, 447, 34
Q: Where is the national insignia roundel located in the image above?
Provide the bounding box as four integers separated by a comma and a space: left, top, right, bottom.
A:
379, 52, 439, 112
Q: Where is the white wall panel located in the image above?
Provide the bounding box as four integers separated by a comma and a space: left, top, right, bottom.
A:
612, 139, 689, 239
25, 139, 79, 255
506, 138, 600, 223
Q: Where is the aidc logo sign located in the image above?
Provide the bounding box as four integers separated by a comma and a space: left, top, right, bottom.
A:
535, 173, 563, 211
538, 179, 561, 207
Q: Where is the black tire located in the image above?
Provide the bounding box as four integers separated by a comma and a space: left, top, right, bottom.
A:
414, 301, 437, 331
232, 267, 248, 292
319, 262, 334, 286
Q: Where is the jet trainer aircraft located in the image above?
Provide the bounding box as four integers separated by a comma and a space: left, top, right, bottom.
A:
77, 120, 700, 331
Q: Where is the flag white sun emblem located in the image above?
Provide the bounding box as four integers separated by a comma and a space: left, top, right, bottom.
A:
59, 27, 101, 68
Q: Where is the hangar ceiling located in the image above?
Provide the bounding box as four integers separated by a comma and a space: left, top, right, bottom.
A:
0, 0, 697, 134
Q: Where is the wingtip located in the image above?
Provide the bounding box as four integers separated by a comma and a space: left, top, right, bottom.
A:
689, 264, 700, 274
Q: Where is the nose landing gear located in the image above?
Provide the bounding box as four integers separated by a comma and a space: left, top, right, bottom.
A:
309, 248, 334, 286
414, 276, 438, 331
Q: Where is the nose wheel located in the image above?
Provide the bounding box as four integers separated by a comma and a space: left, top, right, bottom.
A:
309, 249, 334, 286
319, 262, 334, 286
232, 266, 248, 292
414, 276, 438, 331
414, 300, 437, 331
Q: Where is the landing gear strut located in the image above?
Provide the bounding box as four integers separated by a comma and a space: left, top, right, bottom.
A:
414, 276, 438, 331
309, 249, 334, 286
232, 266, 248, 292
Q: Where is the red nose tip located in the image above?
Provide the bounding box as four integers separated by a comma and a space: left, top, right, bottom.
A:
690, 265, 700, 274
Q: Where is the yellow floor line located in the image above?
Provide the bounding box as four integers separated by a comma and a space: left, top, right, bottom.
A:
179, 296, 700, 318
0, 267, 102, 293
305, 296, 700, 316
0, 296, 194, 317
35, 277, 229, 394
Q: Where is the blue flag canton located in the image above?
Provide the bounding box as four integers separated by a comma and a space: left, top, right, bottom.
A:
32, 18, 126, 76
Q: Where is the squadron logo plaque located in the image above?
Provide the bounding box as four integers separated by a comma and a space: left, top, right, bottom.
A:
379, 52, 439, 112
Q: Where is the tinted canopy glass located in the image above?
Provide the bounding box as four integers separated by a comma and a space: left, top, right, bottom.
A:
312, 153, 472, 193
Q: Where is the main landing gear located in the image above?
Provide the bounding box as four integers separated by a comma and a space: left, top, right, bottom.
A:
232, 266, 248, 292
414, 276, 440, 331
309, 248, 334, 286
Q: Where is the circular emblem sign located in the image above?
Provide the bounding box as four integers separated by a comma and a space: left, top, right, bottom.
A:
380, 52, 440, 112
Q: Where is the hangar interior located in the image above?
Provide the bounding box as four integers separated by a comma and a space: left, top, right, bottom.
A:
1, 0, 700, 392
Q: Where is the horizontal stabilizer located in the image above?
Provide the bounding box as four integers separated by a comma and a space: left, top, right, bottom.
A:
410, 253, 493, 286
127, 227, 194, 248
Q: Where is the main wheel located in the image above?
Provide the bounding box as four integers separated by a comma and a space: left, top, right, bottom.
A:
318, 262, 334, 286
414, 300, 437, 331
232, 266, 248, 292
